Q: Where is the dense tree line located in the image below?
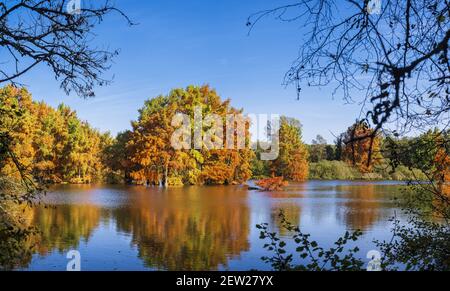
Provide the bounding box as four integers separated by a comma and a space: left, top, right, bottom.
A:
308, 123, 448, 182
0, 85, 111, 184
3, 84, 445, 186
0, 84, 311, 187
255, 120, 447, 182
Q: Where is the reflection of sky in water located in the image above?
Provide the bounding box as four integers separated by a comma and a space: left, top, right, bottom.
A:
24, 181, 408, 271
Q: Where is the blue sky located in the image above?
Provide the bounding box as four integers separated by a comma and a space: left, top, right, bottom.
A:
13, 0, 363, 144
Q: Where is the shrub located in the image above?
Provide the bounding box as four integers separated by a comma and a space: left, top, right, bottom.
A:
388, 166, 427, 181
167, 176, 183, 187
309, 160, 361, 180
373, 164, 428, 181
255, 177, 289, 191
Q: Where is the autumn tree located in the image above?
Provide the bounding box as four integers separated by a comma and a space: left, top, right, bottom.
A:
255, 177, 289, 191
433, 133, 450, 188
342, 121, 382, 173
0, 86, 36, 178
128, 95, 177, 186
270, 116, 309, 181
126, 85, 253, 186
32, 101, 59, 182
102, 131, 134, 184
0, 85, 40, 270
0, 85, 110, 185
0, 0, 130, 183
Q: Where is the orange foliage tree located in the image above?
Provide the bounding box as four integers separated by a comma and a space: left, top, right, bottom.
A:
342, 121, 381, 173
270, 116, 309, 181
255, 177, 288, 191
435, 148, 450, 183
433, 134, 450, 196
126, 85, 253, 186
0, 85, 109, 184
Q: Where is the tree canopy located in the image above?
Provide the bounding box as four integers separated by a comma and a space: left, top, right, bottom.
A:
0, 85, 109, 184
270, 116, 309, 181
125, 85, 254, 186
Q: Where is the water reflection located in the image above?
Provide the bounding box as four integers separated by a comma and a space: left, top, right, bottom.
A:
335, 184, 379, 231
334, 184, 400, 231
112, 186, 250, 270
33, 205, 102, 255
0, 204, 35, 270
30, 186, 250, 270
18, 181, 404, 270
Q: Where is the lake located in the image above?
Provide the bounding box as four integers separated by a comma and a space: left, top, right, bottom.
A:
22, 181, 408, 271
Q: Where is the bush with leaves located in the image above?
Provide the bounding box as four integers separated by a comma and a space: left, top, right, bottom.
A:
255, 177, 289, 191
309, 160, 362, 180
376, 182, 450, 271
376, 131, 450, 271
257, 210, 364, 271
377, 215, 450, 271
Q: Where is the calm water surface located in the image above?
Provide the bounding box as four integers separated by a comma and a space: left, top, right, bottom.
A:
23, 181, 408, 271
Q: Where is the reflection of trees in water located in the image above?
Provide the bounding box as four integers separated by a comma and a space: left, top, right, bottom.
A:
0, 203, 35, 270
270, 203, 301, 236
32, 204, 102, 255
112, 186, 250, 270
265, 182, 304, 235
18, 186, 250, 270
335, 184, 380, 231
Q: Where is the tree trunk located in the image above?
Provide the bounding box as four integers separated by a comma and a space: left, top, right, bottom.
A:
164, 163, 169, 188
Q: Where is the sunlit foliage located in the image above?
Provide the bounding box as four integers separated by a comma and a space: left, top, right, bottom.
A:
270, 117, 309, 181
255, 177, 289, 191
0, 85, 110, 184
342, 121, 382, 173
125, 85, 254, 186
